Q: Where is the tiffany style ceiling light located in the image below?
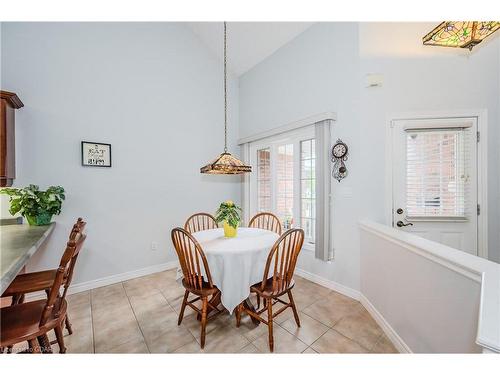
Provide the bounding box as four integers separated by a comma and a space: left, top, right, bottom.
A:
200, 22, 251, 175
423, 21, 500, 51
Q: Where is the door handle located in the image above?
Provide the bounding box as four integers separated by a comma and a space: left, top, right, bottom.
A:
396, 220, 413, 227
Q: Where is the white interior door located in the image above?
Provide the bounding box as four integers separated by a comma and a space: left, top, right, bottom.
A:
392, 117, 478, 255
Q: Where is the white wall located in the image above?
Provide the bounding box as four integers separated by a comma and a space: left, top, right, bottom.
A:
0, 22, 242, 285
240, 22, 362, 290
360, 220, 484, 353
239, 22, 500, 292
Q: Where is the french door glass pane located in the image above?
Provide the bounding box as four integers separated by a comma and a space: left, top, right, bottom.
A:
277, 144, 294, 229
300, 139, 316, 244
257, 148, 271, 212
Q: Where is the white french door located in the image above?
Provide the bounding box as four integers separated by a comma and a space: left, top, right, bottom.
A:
391, 117, 478, 255
248, 126, 316, 245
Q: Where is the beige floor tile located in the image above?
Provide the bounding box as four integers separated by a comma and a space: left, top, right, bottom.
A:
94, 316, 144, 353
146, 325, 197, 353
137, 305, 180, 341
181, 309, 232, 339
311, 330, 369, 353
64, 328, 94, 353
239, 343, 260, 353
332, 308, 383, 350
159, 279, 186, 302
196, 324, 250, 353
172, 339, 204, 353
371, 334, 399, 353
128, 291, 170, 317
92, 303, 135, 327
280, 312, 330, 345
107, 337, 149, 353
91, 283, 126, 302
66, 291, 91, 307
234, 313, 269, 342
123, 275, 161, 298
252, 325, 308, 353
302, 295, 362, 327
302, 347, 318, 353
91, 284, 130, 313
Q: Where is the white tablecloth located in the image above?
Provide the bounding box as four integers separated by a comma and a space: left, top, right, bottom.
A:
191, 227, 279, 313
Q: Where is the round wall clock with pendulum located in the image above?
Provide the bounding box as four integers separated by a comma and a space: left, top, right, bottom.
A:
331, 139, 348, 182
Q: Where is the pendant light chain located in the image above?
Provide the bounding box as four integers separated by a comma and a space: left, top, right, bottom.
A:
199, 21, 251, 174
223, 21, 228, 153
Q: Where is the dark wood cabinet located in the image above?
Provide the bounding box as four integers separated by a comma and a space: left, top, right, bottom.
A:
0, 91, 23, 187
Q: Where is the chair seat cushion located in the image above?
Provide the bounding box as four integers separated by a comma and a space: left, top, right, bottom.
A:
0, 298, 66, 346
250, 276, 295, 297
2, 270, 57, 297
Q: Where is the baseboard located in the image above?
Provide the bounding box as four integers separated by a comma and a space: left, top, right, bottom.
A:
295, 267, 410, 353
295, 268, 361, 301
28, 261, 179, 299
359, 294, 412, 353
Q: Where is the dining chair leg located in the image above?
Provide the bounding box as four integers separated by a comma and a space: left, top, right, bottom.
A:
267, 298, 274, 352
235, 303, 242, 327
178, 290, 189, 325
54, 323, 67, 353
28, 339, 41, 354
287, 290, 301, 327
65, 315, 73, 335
200, 296, 208, 349
256, 294, 260, 309
38, 334, 53, 353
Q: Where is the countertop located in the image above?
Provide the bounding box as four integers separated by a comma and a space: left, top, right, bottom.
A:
0, 222, 55, 294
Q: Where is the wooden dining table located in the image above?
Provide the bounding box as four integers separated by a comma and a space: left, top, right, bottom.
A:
190, 227, 279, 324
0, 222, 55, 295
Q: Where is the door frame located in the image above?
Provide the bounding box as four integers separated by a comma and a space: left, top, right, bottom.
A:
385, 109, 488, 259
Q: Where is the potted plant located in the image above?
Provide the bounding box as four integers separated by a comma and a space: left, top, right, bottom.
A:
215, 200, 242, 238
1, 184, 65, 225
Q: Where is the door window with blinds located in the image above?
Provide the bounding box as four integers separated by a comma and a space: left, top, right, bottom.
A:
405, 127, 470, 219
247, 122, 332, 259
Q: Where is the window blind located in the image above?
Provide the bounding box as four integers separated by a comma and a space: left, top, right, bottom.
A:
405, 127, 471, 219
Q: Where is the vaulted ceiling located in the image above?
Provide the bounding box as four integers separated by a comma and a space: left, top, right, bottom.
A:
186, 22, 314, 76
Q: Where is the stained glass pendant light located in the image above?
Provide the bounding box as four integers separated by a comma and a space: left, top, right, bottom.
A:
423, 21, 500, 51
200, 22, 251, 175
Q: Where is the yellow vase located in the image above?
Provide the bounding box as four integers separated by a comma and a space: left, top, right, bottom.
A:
223, 221, 238, 237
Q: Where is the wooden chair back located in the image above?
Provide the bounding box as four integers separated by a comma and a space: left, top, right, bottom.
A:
65, 218, 87, 291
184, 213, 218, 234
40, 227, 87, 327
249, 212, 282, 235
259, 228, 304, 295
171, 227, 214, 291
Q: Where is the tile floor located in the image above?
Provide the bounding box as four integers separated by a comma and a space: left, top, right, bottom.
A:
19, 269, 398, 354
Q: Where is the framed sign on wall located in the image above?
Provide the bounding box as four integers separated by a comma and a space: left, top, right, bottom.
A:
81, 141, 112, 167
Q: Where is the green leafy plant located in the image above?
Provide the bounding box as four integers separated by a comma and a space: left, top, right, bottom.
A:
215, 200, 241, 229
1, 184, 65, 225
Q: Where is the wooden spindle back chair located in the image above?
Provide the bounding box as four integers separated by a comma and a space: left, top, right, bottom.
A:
171, 228, 222, 348
0, 229, 87, 353
236, 228, 304, 352
184, 213, 218, 234
248, 212, 282, 235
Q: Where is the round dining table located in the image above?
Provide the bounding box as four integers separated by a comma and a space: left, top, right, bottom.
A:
191, 227, 279, 314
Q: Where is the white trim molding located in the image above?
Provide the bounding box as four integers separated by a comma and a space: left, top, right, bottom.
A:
237, 112, 336, 145
66, 261, 178, 296
295, 268, 360, 301
359, 294, 412, 353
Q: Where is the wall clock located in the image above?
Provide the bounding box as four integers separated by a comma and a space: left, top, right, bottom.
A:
331, 139, 348, 182
81, 141, 112, 167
